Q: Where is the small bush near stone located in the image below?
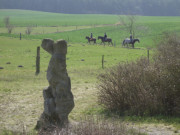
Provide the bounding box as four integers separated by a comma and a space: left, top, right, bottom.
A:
97, 33, 180, 116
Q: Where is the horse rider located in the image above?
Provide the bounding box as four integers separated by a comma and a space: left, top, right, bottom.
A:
104, 33, 107, 41
90, 33, 93, 40
130, 34, 133, 43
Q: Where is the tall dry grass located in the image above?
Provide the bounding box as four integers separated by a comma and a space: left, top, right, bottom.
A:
38, 116, 143, 135
98, 33, 180, 116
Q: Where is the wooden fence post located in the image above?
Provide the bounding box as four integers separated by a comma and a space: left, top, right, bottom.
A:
36, 46, 40, 75
20, 33, 21, 40
147, 49, 150, 63
102, 55, 104, 69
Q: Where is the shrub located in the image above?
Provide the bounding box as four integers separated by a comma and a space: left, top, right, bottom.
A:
153, 33, 180, 115
97, 33, 180, 116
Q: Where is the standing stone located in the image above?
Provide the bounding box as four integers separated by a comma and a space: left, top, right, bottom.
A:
36, 39, 74, 129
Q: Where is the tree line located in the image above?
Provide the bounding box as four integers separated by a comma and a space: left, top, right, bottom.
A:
0, 0, 180, 16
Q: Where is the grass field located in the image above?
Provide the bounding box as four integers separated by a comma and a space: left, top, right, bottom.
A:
1, 9, 180, 48
0, 9, 180, 134
0, 9, 118, 27
0, 36, 148, 131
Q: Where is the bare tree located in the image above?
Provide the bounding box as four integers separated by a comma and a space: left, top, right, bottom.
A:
119, 15, 137, 38
119, 15, 149, 48
4, 16, 14, 34
7, 25, 14, 34
26, 26, 33, 35
4, 16, 10, 28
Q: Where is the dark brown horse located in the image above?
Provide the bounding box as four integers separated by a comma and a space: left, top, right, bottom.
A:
86, 36, 96, 44
98, 36, 113, 46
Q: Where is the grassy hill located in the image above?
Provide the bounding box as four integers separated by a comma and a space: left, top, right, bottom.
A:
0, 10, 180, 48
0, 9, 118, 27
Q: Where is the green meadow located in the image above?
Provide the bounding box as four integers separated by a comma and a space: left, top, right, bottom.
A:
0, 9, 180, 133
0, 36, 148, 131
1, 9, 180, 48
0, 9, 118, 27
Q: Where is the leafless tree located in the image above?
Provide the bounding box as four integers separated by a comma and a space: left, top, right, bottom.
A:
7, 25, 14, 34
4, 16, 10, 28
4, 16, 14, 34
26, 26, 33, 35
119, 15, 137, 38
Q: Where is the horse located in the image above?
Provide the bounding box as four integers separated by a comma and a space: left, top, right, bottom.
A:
122, 38, 140, 48
86, 36, 96, 44
98, 36, 113, 46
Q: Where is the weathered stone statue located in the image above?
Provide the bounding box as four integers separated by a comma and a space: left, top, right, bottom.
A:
36, 39, 74, 129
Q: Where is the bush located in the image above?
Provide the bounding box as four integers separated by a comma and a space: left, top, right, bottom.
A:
154, 33, 180, 115
97, 34, 180, 116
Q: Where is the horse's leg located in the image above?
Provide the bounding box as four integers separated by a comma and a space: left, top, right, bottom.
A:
132, 43, 134, 48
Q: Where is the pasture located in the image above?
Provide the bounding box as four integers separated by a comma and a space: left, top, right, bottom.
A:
0, 9, 180, 134
1, 9, 180, 48
0, 36, 147, 131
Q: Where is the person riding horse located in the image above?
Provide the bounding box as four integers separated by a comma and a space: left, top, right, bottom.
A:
90, 33, 93, 40
104, 33, 107, 41
130, 34, 133, 43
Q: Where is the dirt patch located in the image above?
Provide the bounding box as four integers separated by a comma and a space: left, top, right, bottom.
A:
132, 123, 180, 135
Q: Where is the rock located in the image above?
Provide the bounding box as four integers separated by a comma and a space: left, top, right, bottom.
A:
6, 62, 11, 64
37, 39, 74, 129
18, 65, 23, 68
81, 59, 85, 61
0, 67, 4, 69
